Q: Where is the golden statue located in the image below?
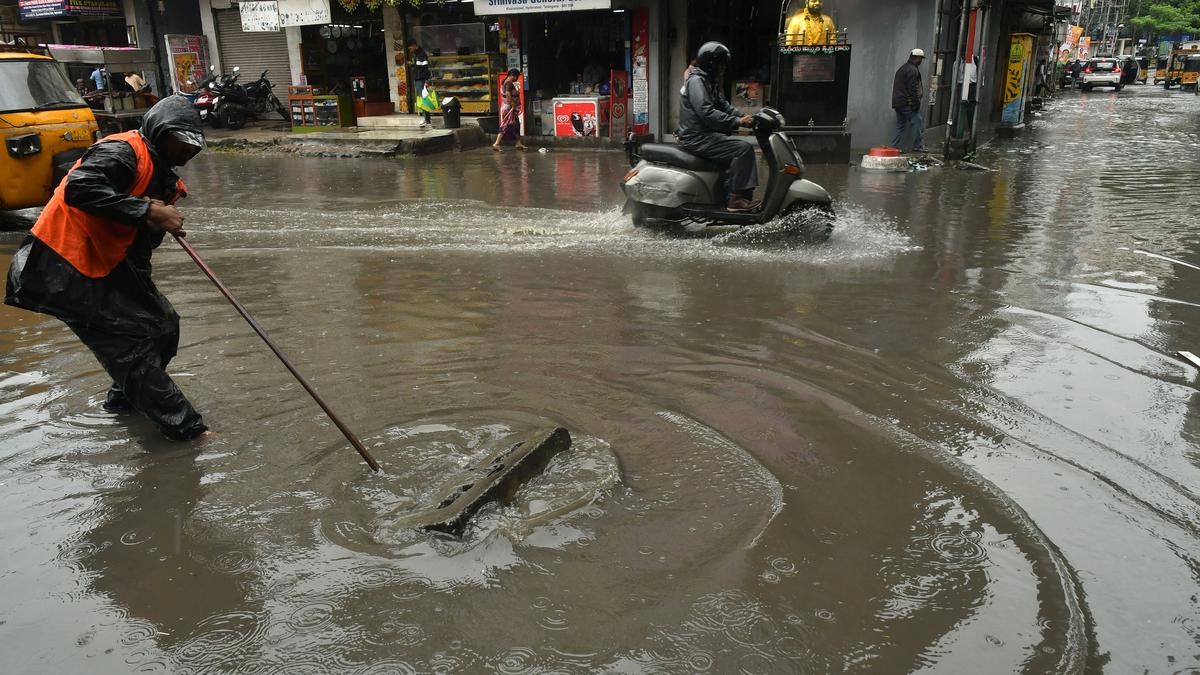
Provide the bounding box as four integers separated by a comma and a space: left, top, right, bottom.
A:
785, 0, 837, 46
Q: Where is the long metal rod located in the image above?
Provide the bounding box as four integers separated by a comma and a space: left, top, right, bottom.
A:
172, 233, 381, 472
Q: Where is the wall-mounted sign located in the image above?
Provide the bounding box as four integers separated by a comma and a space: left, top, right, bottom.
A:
791, 54, 835, 82
240, 1, 281, 32
473, 0, 610, 17
18, 0, 122, 20
278, 0, 330, 28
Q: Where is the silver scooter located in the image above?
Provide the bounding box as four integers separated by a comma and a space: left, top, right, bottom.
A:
621, 108, 834, 242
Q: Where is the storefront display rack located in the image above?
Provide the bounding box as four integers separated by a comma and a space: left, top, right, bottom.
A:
426, 54, 499, 114
288, 86, 354, 132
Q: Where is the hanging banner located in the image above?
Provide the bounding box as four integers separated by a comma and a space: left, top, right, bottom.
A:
19, 0, 122, 19
278, 0, 331, 27
165, 34, 210, 94
473, 0, 610, 17
240, 1, 281, 32
630, 7, 650, 134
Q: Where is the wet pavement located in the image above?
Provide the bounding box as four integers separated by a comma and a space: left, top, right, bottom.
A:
1, 84, 1198, 673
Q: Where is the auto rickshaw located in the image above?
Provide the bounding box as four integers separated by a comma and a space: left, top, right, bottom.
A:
1165, 45, 1200, 89
0, 45, 99, 211
1154, 55, 1169, 84
1183, 54, 1200, 91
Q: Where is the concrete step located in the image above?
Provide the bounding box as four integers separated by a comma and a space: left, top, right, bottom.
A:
356, 114, 426, 129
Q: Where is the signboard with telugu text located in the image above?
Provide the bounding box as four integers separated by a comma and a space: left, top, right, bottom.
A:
473, 0, 610, 17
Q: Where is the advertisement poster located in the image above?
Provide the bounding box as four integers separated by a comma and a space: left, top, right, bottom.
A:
19, 0, 121, 19
1001, 33, 1034, 128
240, 1, 280, 32
278, 0, 330, 28
165, 34, 210, 94
609, 70, 628, 139
554, 98, 603, 137
734, 81, 762, 109
1077, 37, 1091, 61
630, 8, 649, 134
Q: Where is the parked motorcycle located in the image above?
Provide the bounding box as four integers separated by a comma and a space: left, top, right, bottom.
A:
209, 67, 288, 130
240, 69, 290, 122
621, 108, 835, 243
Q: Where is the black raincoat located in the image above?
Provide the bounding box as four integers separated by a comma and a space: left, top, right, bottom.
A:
5, 95, 208, 441
676, 68, 757, 194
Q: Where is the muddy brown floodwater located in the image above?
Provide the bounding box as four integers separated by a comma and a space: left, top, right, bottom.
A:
1, 86, 1199, 673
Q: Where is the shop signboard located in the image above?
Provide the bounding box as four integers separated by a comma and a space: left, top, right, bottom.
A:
473, 0, 610, 16
240, 1, 281, 32
19, 0, 122, 19
278, 0, 330, 28
165, 34, 210, 94
1001, 33, 1034, 128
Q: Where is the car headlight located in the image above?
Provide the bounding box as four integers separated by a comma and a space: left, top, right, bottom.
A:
6, 133, 42, 158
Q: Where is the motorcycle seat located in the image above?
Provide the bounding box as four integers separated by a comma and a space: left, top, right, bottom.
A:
639, 144, 718, 172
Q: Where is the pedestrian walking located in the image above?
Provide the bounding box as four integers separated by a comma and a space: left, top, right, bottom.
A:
407, 40, 432, 128
4, 95, 211, 441
1035, 59, 1050, 97
890, 48, 926, 153
493, 69, 527, 151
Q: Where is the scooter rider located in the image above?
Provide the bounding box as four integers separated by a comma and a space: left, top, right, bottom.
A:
677, 42, 757, 212
5, 95, 210, 441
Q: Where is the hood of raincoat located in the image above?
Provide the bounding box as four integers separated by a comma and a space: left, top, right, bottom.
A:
139, 94, 206, 157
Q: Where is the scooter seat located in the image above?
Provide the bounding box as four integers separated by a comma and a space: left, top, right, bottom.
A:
638, 144, 718, 172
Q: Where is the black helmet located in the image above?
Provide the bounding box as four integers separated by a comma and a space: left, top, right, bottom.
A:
696, 42, 731, 75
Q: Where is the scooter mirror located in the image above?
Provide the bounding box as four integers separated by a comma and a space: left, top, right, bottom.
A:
233, 66, 241, 73
209, 64, 216, 72
186, 80, 193, 85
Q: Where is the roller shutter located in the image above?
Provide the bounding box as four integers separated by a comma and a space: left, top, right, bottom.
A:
214, 7, 291, 94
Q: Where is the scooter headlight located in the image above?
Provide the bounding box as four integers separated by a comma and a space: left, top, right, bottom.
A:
5, 133, 42, 158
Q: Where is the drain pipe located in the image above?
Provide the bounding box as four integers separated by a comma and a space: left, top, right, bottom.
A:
943, 0, 973, 160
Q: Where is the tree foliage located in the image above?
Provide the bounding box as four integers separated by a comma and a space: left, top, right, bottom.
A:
1129, 1, 1200, 35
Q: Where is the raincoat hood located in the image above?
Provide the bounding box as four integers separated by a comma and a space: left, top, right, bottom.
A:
139, 94, 206, 157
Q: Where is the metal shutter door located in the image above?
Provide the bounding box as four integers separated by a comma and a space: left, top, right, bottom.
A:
214, 7, 291, 94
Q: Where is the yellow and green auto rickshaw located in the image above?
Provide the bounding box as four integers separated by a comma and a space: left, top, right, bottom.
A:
0, 46, 99, 210
1165, 46, 1200, 89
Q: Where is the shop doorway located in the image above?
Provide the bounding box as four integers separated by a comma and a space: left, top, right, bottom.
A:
684, 0, 778, 92
523, 10, 627, 97
300, 5, 387, 102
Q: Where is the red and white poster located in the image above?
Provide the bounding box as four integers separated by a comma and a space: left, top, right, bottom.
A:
554, 98, 606, 137
609, 70, 628, 139
630, 8, 650, 135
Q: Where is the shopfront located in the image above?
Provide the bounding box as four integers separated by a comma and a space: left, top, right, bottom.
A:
465, 0, 658, 139
299, 3, 387, 107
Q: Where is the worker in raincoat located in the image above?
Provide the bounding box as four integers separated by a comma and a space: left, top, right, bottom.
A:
5, 95, 210, 441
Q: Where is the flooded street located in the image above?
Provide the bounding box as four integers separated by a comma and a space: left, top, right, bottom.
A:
2, 85, 1199, 673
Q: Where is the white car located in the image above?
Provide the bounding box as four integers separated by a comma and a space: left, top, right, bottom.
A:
1080, 58, 1124, 91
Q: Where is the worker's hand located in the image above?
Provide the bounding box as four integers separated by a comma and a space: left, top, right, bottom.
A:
740, 115, 754, 128
146, 199, 186, 236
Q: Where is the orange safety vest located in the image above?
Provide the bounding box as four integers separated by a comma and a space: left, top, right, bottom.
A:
31, 130, 187, 279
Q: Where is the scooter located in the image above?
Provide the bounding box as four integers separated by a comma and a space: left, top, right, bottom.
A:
621, 108, 835, 242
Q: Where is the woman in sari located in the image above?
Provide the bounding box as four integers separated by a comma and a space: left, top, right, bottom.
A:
493, 69, 527, 151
